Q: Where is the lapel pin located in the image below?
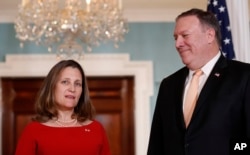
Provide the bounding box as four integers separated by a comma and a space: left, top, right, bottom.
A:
85, 129, 91, 132
215, 73, 220, 77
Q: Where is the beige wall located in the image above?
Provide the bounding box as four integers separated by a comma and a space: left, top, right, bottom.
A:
0, 0, 206, 23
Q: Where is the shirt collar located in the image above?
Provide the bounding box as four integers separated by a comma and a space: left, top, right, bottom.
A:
188, 52, 221, 77
201, 52, 221, 76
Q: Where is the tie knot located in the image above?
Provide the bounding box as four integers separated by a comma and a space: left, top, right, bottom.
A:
193, 69, 203, 77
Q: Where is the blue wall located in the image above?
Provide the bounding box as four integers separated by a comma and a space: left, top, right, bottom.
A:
0, 23, 184, 118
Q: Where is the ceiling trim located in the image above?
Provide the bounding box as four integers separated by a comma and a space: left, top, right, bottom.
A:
124, 8, 185, 22
0, 8, 188, 23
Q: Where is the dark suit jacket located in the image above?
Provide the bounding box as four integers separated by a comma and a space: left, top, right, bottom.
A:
147, 55, 250, 155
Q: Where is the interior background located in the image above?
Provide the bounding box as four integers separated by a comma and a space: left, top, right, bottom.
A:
0, 1, 249, 154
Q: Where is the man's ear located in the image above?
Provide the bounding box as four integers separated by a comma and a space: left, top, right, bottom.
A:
206, 28, 216, 44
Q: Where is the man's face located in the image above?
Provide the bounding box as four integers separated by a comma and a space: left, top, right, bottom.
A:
173, 15, 212, 70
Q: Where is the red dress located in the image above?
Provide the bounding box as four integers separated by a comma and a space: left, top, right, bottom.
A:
15, 120, 111, 155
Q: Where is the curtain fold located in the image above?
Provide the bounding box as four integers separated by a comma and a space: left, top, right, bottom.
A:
226, 0, 250, 63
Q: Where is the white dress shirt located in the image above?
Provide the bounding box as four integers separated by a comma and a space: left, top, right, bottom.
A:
183, 52, 221, 109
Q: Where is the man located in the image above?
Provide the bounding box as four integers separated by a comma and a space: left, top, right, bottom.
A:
147, 8, 250, 155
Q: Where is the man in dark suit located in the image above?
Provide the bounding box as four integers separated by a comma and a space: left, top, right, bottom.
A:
147, 8, 250, 155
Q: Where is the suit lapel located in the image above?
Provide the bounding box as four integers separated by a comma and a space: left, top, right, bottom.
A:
191, 55, 228, 122
175, 68, 189, 129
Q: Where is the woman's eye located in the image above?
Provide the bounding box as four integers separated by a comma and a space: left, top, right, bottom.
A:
75, 82, 82, 87
61, 80, 69, 85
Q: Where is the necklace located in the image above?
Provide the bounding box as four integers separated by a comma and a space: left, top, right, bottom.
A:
55, 119, 78, 127
56, 118, 77, 123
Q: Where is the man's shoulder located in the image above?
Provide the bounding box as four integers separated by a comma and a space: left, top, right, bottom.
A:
161, 67, 187, 83
167, 67, 187, 78
227, 59, 250, 71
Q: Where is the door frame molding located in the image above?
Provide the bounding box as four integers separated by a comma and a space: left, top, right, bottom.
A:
0, 53, 153, 155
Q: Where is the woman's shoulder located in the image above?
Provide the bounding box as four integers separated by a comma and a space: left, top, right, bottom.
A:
19, 121, 44, 136
24, 121, 43, 128
88, 119, 101, 126
88, 120, 105, 130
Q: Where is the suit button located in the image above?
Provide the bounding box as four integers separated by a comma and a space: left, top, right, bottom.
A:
185, 143, 189, 148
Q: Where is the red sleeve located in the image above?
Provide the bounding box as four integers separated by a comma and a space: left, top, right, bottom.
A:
98, 122, 111, 155
15, 122, 37, 155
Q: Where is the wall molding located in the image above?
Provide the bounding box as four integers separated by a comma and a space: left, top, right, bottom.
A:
0, 7, 201, 23
0, 53, 153, 155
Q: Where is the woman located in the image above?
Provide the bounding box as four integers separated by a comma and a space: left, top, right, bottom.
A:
15, 60, 111, 155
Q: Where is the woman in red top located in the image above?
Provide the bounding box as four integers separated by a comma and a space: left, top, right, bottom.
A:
15, 60, 111, 155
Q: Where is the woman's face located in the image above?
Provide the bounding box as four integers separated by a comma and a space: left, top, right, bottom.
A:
54, 67, 83, 111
